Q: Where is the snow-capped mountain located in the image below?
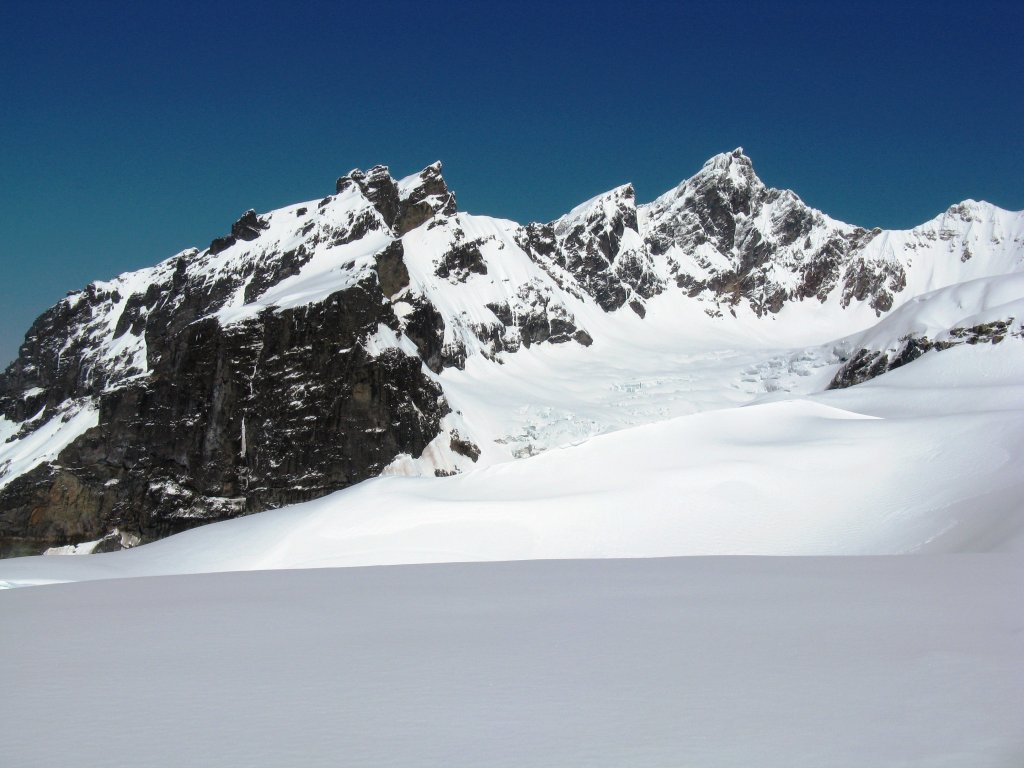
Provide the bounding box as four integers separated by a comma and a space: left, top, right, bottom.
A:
2, 149, 1023, 554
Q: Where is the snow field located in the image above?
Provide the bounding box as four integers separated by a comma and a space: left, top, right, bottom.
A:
1, 555, 1020, 767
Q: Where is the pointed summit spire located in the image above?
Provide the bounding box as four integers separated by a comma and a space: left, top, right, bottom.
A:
394, 162, 457, 234
696, 147, 758, 182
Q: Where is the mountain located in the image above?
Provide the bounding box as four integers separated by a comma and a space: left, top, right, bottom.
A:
2, 150, 1023, 555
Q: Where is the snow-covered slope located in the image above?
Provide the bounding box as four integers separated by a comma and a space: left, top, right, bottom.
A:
829, 271, 1024, 387
3, 336, 1022, 587
3, 555, 1021, 768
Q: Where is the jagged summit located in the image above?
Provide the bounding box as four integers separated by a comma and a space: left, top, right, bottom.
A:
941, 198, 1000, 221
554, 183, 636, 226
329, 162, 456, 237
2, 150, 1023, 555
698, 146, 754, 172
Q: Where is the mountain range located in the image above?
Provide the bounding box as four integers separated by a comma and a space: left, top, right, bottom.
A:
2, 148, 1022, 556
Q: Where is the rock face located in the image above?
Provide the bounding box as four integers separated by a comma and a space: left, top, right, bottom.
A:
829, 320, 1020, 389
0, 165, 460, 551
550, 184, 661, 313
638, 148, 893, 316
2, 152, 1023, 554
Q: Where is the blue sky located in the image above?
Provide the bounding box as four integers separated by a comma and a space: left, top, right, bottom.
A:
1, 0, 1022, 365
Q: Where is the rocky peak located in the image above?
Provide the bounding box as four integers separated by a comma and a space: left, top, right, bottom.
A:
336, 163, 391, 190
943, 199, 990, 223
399, 161, 448, 201
230, 209, 269, 241
646, 148, 763, 223
395, 162, 457, 235
554, 184, 638, 236
208, 209, 271, 255
333, 163, 456, 236
638, 151, 879, 316
335, 165, 402, 230
697, 146, 757, 176
548, 184, 660, 313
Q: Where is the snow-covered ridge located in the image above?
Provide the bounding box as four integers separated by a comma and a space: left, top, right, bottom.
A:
13, 151, 1023, 395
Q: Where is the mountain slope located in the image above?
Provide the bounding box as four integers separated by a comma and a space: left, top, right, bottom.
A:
2, 151, 1023, 554
1, 338, 1022, 587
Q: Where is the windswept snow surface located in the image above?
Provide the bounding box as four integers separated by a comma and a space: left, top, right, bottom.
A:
1, 557, 1021, 767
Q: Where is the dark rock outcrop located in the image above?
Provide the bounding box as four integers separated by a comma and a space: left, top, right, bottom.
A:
436, 238, 488, 281
551, 185, 661, 312
449, 432, 481, 462
396, 162, 457, 235
337, 161, 457, 236
0, 273, 448, 550
375, 241, 410, 298
828, 320, 1017, 389
208, 209, 270, 255
0, 165, 466, 553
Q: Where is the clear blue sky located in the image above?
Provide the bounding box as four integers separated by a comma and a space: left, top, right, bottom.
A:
2, 0, 1022, 366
